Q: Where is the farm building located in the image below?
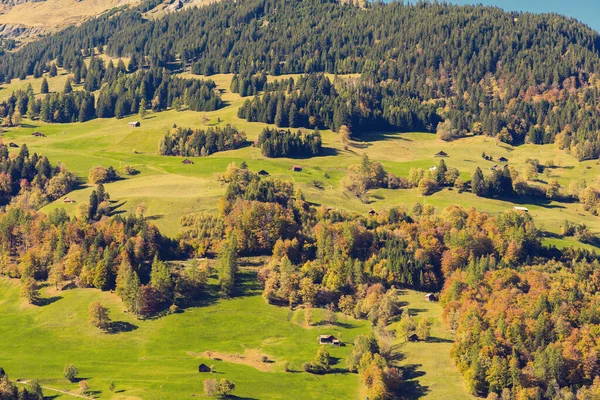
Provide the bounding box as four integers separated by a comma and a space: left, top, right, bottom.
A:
425, 293, 438, 302
368, 209, 378, 216
182, 159, 194, 165
258, 170, 270, 176
513, 206, 529, 213
63, 197, 76, 204
434, 151, 448, 157
318, 335, 341, 346
198, 364, 211, 373
292, 165, 302, 172
408, 334, 419, 342
8, 142, 18, 148
498, 157, 508, 163
128, 121, 141, 127
32, 131, 45, 137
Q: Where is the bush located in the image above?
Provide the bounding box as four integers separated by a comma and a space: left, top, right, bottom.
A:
63, 364, 78, 382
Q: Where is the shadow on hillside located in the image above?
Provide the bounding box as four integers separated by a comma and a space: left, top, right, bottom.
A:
109, 201, 127, 216
145, 214, 164, 221
398, 363, 429, 399
36, 296, 62, 306
313, 320, 355, 329
426, 336, 453, 344
106, 321, 139, 334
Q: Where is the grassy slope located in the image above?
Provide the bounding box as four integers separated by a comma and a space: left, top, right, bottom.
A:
1, 72, 598, 246
0, 0, 140, 32
0, 272, 370, 399
393, 290, 473, 400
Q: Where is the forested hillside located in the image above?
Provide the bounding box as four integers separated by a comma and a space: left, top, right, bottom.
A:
3, 1, 600, 399
2, 0, 600, 156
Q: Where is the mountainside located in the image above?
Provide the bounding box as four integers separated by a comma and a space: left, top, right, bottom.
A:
3, 0, 600, 157
0, 0, 140, 43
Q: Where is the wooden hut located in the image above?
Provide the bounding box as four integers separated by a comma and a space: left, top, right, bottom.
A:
32, 131, 45, 137
128, 121, 141, 127
8, 142, 18, 148
198, 364, 211, 373
182, 159, 195, 165
434, 151, 448, 157
257, 170, 270, 176
425, 293, 438, 302
318, 335, 341, 346
292, 165, 302, 172
498, 157, 508, 163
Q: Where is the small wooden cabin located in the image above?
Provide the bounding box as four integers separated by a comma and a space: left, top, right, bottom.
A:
128, 121, 141, 128
368, 209, 378, 216
425, 293, 438, 302
63, 197, 76, 204
32, 131, 45, 137
182, 159, 195, 165
434, 151, 448, 157
513, 206, 529, 213
292, 165, 302, 172
318, 335, 341, 346
408, 334, 419, 342
498, 157, 509, 163
8, 142, 18, 148
257, 170, 270, 176
198, 364, 211, 373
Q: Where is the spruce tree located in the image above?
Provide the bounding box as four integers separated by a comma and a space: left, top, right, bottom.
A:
40, 78, 49, 94
116, 259, 140, 313
150, 256, 173, 304
217, 232, 238, 296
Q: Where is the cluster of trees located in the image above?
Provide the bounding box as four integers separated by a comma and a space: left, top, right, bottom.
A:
238, 74, 440, 133
1, 60, 222, 124
230, 72, 267, 97
346, 334, 404, 399
442, 258, 600, 397
0, 368, 44, 400
159, 125, 247, 157
256, 127, 322, 158
1, 0, 599, 154
0, 143, 77, 208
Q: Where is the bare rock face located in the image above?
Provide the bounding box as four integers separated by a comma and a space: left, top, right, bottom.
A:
0, 22, 45, 41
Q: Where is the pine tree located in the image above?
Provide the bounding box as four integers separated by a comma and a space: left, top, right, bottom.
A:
472, 167, 485, 196
88, 190, 98, 221
217, 232, 238, 296
138, 100, 147, 120
64, 79, 73, 94
150, 256, 173, 304
40, 78, 49, 94
49, 64, 58, 77
115, 259, 140, 313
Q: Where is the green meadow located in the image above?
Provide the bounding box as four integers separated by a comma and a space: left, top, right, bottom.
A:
0, 71, 596, 399
2, 72, 599, 245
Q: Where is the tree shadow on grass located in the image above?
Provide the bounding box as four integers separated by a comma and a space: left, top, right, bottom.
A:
106, 321, 139, 334
426, 336, 453, 344
36, 296, 63, 306
397, 363, 429, 399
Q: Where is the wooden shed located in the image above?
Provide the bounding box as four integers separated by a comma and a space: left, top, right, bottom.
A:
425, 293, 438, 302
292, 165, 302, 172
318, 335, 341, 346
257, 170, 270, 176
434, 151, 448, 157
8, 142, 18, 148
182, 159, 195, 165
498, 157, 509, 163
32, 131, 45, 137
128, 121, 141, 127
198, 364, 211, 373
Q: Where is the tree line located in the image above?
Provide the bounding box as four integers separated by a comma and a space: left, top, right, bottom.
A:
256, 127, 322, 158
159, 124, 247, 157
